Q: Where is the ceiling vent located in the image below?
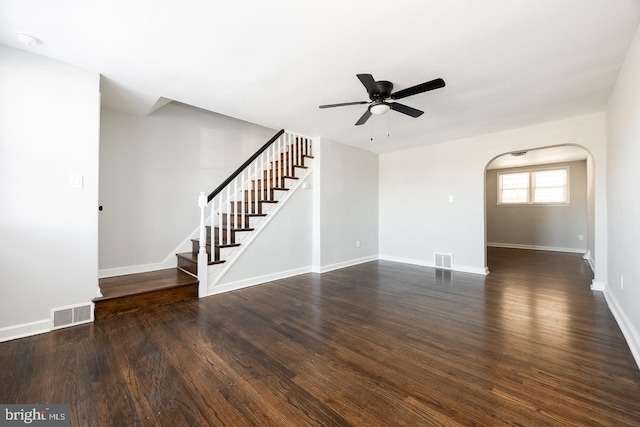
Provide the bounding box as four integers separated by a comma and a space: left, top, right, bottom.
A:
434, 252, 453, 270
51, 303, 94, 329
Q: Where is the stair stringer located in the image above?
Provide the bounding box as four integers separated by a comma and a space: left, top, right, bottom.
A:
206, 159, 314, 295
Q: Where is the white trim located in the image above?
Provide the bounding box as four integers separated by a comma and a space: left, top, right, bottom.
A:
583, 250, 595, 272
0, 319, 50, 342
98, 258, 178, 278
487, 242, 586, 254
378, 254, 488, 276
312, 255, 378, 274
590, 280, 606, 291
208, 266, 312, 296
603, 287, 640, 370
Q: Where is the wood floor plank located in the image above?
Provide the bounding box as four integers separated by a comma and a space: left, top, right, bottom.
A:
1, 247, 640, 425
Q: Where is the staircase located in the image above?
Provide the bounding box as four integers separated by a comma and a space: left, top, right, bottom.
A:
176, 130, 314, 292
93, 130, 314, 319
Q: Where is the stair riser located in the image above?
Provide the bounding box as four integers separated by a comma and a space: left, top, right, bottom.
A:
94, 284, 198, 320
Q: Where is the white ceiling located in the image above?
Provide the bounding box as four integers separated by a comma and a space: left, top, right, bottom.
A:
1, 0, 639, 154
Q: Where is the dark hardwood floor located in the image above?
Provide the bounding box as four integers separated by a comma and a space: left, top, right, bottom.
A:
2, 247, 639, 426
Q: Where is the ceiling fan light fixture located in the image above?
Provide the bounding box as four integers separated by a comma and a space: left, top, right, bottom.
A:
369, 102, 390, 115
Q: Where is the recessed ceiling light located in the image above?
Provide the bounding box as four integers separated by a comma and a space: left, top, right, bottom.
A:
16, 33, 40, 47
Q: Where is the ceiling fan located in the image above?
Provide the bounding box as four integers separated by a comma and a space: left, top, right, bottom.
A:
319, 74, 445, 126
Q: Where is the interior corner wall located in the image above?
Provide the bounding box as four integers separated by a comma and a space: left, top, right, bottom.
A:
0, 45, 100, 336
485, 160, 588, 252
316, 138, 379, 271
379, 112, 606, 277
99, 103, 277, 272
606, 24, 640, 365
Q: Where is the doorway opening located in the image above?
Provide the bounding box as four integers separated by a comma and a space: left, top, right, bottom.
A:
484, 145, 594, 274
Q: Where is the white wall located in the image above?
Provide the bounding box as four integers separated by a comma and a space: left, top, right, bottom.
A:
379, 113, 607, 279
486, 160, 588, 252
606, 26, 640, 366
99, 103, 277, 274
316, 138, 379, 271
0, 45, 100, 339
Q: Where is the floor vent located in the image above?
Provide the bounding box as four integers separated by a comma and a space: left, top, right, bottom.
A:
434, 252, 453, 269
51, 303, 94, 329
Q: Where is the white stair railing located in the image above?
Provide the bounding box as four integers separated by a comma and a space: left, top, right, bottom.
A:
196, 130, 313, 295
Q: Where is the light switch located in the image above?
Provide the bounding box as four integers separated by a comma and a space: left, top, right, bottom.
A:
69, 174, 83, 189
448, 195, 454, 203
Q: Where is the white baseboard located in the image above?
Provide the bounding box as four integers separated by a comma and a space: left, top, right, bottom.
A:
312, 255, 379, 274
208, 266, 313, 296
378, 255, 488, 276
590, 280, 606, 291
98, 258, 177, 278
0, 319, 50, 343
487, 242, 586, 254
582, 250, 595, 272
603, 287, 640, 370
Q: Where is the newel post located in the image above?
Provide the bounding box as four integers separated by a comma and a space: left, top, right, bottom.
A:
197, 192, 208, 297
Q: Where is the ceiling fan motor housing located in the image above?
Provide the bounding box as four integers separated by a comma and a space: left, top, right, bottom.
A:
372, 80, 393, 100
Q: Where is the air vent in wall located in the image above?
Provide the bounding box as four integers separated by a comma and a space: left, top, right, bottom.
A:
434, 252, 453, 270
51, 303, 94, 329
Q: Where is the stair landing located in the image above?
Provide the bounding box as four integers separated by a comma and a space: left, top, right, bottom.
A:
93, 268, 198, 319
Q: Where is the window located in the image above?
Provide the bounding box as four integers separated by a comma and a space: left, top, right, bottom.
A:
498, 168, 569, 205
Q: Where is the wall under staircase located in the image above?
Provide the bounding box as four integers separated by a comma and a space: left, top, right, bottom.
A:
178, 131, 316, 296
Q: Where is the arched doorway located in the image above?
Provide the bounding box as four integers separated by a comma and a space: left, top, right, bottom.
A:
484, 145, 595, 273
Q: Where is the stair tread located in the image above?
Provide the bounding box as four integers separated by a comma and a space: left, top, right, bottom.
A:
94, 268, 197, 301
234, 198, 278, 203
205, 225, 254, 232
220, 212, 267, 217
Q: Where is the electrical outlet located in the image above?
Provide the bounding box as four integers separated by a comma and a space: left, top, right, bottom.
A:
356, 240, 360, 248
578, 234, 584, 241
621, 275, 624, 290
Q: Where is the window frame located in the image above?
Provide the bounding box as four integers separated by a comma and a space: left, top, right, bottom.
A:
497, 166, 570, 206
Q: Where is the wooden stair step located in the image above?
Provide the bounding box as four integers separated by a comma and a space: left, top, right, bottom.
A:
220, 212, 266, 228
176, 252, 225, 276
191, 238, 240, 250
93, 268, 198, 320
230, 200, 276, 215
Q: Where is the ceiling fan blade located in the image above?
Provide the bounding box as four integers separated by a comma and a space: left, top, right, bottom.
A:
390, 102, 424, 118
357, 74, 380, 97
390, 78, 445, 100
355, 108, 372, 126
319, 101, 368, 109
